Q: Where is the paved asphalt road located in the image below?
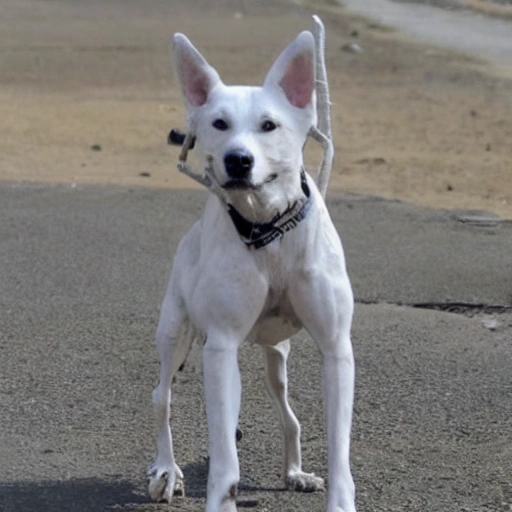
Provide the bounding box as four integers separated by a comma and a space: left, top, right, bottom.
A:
1, 183, 511, 511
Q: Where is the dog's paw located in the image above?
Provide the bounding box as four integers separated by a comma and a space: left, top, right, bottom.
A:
285, 470, 325, 493
147, 460, 184, 502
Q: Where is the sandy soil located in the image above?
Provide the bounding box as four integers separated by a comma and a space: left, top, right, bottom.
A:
1, 0, 511, 218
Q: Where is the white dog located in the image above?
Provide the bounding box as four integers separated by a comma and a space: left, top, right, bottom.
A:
148, 18, 356, 512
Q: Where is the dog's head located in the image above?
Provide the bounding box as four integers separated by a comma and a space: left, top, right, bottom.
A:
173, 30, 317, 222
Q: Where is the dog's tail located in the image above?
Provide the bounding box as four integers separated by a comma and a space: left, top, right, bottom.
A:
310, 15, 334, 199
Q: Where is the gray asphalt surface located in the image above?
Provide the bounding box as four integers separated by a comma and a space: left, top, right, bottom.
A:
1, 183, 511, 512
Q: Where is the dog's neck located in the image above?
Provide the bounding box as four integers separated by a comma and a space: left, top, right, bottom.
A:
225, 169, 311, 250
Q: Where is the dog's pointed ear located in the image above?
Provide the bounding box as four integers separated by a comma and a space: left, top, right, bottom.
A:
173, 33, 222, 108
263, 31, 315, 109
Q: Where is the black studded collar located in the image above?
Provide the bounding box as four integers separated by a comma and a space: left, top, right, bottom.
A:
226, 169, 312, 249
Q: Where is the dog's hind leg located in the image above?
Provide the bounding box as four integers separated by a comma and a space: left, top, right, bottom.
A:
148, 285, 193, 503
263, 340, 324, 492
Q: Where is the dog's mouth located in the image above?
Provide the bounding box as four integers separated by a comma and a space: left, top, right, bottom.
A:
222, 173, 278, 191
222, 179, 253, 191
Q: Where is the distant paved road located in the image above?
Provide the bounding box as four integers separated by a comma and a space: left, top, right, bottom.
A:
339, 0, 512, 68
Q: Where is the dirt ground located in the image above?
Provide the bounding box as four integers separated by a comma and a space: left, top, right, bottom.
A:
1, 0, 512, 218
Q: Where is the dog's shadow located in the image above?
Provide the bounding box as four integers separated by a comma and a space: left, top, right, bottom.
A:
181, 457, 209, 498
0, 461, 285, 511
183, 457, 286, 503
0, 477, 146, 512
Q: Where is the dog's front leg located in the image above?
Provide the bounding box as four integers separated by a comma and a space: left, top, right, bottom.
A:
290, 266, 356, 512
148, 282, 191, 502
203, 332, 242, 512
321, 337, 356, 512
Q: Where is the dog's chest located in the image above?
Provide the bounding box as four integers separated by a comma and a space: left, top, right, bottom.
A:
249, 244, 303, 345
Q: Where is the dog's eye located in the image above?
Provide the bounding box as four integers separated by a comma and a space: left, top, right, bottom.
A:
212, 119, 229, 131
261, 120, 277, 132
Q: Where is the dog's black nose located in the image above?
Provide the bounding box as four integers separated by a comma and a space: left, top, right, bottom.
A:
224, 151, 254, 179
